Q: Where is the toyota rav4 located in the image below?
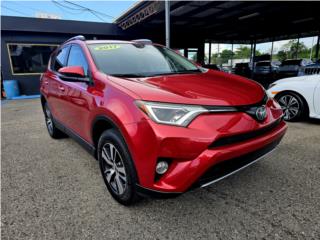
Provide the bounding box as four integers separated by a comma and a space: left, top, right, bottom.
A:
40, 36, 287, 205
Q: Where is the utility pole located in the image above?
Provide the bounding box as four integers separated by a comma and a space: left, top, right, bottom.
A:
165, 0, 170, 48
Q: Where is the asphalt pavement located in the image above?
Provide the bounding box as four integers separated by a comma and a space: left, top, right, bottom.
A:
1, 99, 320, 240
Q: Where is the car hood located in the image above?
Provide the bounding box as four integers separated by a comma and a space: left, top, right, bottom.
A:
108, 70, 265, 106
272, 75, 319, 85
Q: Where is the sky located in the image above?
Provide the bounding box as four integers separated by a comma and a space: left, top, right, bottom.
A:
1, 0, 137, 23
2, 0, 318, 53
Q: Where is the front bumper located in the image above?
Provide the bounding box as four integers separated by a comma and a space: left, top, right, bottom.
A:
123, 99, 287, 194
136, 135, 283, 198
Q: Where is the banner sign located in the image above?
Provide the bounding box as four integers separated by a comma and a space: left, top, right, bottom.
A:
118, 1, 162, 30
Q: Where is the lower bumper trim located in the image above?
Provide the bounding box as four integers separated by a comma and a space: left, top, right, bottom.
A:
136, 136, 283, 198
194, 136, 283, 188
135, 184, 182, 198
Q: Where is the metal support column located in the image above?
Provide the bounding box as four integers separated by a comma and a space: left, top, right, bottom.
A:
208, 41, 212, 64
197, 41, 205, 64
250, 41, 253, 61
184, 48, 188, 58
231, 41, 234, 69
165, 0, 170, 48
295, 37, 300, 59
270, 40, 274, 61
315, 35, 320, 60
251, 40, 257, 79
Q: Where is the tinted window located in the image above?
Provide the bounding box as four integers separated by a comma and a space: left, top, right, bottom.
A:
53, 46, 70, 72
282, 60, 302, 66
67, 45, 88, 75
256, 61, 271, 66
88, 43, 199, 77
7, 44, 57, 74
235, 63, 249, 67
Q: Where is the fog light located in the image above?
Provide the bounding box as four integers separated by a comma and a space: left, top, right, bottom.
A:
156, 161, 169, 175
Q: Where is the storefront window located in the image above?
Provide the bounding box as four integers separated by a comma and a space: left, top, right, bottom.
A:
7, 44, 58, 74
204, 43, 210, 64
187, 48, 198, 62
297, 36, 318, 61
210, 43, 219, 65
255, 42, 272, 56
233, 44, 251, 67
271, 39, 293, 61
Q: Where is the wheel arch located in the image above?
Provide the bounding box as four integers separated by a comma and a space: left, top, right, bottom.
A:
91, 115, 133, 160
275, 90, 310, 117
91, 116, 118, 151
91, 115, 140, 184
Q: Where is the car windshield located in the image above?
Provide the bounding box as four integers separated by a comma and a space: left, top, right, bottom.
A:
88, 43, 200, 77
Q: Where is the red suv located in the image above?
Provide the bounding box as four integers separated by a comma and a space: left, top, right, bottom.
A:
40, 36, 287, 205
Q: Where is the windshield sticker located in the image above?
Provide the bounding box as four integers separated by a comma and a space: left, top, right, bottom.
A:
94, 45, 120, 51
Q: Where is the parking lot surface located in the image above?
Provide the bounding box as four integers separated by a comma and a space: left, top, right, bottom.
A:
1, 99, 320, 240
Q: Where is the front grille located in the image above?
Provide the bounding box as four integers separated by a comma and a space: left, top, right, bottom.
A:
304, 67, 320, 75
193, 137, 282, 188
209, 118, 281, 148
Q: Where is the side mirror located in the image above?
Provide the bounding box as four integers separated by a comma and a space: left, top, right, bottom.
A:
58, 66, 91, 84
59, 66, 85, 78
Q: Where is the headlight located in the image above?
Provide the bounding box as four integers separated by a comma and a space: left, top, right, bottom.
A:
136, 101, 207, 127
136, 101, 236, 127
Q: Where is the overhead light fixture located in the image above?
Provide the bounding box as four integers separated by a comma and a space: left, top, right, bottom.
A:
238, 12, 260, 20
292, 17, 314, 24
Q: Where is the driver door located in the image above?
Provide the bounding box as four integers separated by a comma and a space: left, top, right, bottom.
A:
59, 44, 93, 142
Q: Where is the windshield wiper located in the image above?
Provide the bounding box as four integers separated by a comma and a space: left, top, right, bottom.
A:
111, 73, 146, 78
146, 69, 202, 77
175, 69, 202, 74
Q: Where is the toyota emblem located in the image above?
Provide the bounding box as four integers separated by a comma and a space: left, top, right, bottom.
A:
256, 106, 267, 121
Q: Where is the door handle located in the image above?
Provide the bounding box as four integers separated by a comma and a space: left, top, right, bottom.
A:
58, 86, 65, 91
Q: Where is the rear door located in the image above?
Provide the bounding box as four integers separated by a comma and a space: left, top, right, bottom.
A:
47, 45, 71, 122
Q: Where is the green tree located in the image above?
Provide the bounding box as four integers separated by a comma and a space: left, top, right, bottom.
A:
234, 46, 251, 59
192, 53, 197, 61
277, 50, 288, 62
292, 41, 308, 58
210, 53, 219, 64
192, 53, 208, 64
312, 44, 318, 59
280, 40, 308, 59
220, 49, 234, 64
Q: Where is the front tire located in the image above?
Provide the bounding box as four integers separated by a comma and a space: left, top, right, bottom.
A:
275, 92, 307, 121
98, 129, 140, 205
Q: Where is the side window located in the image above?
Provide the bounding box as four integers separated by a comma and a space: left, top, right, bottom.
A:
52, 46, 70, 72
67, 45, 89, 76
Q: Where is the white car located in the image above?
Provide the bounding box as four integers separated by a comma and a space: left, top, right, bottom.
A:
267, 75, 320, 121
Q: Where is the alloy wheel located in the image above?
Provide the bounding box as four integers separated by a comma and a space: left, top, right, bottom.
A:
278, 95, 300, 120
101, 143, 127, 195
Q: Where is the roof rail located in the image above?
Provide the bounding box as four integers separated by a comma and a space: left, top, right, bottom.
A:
132, 39, 152, 45
63, 35, 86, 44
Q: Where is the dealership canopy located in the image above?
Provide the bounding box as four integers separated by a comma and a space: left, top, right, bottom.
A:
115, 1, 320, 47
